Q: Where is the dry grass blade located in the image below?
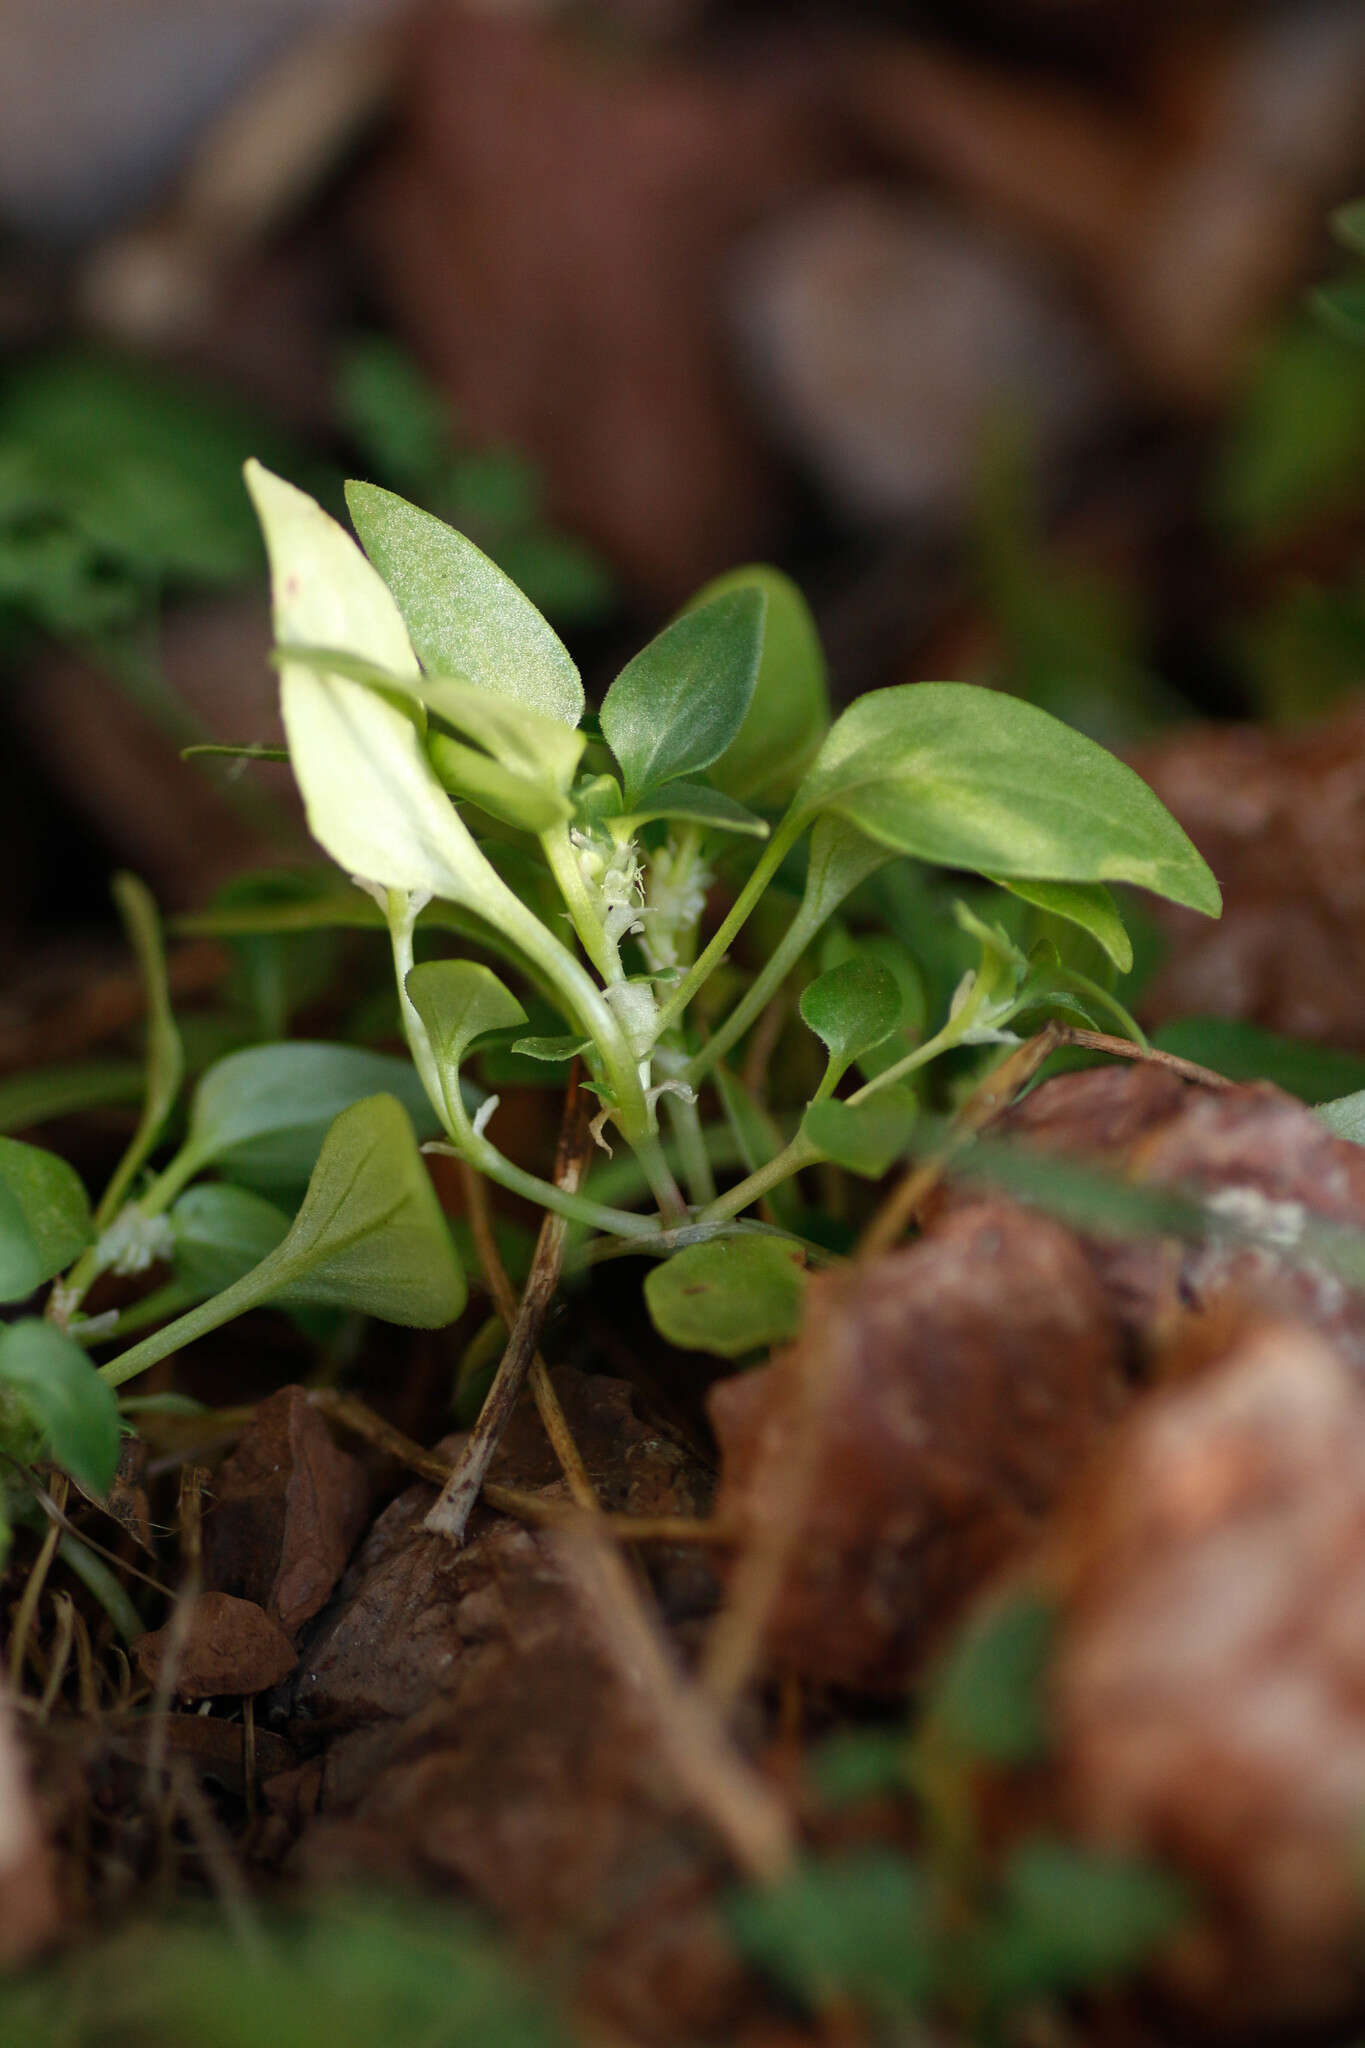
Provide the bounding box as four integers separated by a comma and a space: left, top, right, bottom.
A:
554, 1514, 795, 1884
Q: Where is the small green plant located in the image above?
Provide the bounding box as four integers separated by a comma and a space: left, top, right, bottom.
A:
0, 458, 1221, 1546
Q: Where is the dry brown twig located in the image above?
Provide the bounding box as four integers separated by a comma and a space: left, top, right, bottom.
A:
425, 1072, 596, 1543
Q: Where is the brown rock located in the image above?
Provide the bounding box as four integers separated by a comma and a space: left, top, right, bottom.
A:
1046, 1320, 1365, 2027
134, 1591, 297, 1699
708, 1201, 1124, 1691
286, 1394, 752, 2044
203, 1384, 369, 1638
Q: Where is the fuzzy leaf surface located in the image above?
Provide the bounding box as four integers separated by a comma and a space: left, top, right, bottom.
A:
799, 957, 903, 1087
601, 589, 765, 806
346, 481, 583, 725
690, 565, 830, 807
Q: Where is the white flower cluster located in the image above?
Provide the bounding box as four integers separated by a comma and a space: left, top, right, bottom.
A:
640, 838, 712, 975
570, 829, 644, 947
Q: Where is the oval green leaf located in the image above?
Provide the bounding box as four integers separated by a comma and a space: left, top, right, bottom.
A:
644, 1234, 807, 1358
0, 1318, 120, 1494
792, 683, 1221, 916
406, 959, 529, 1128
0, 1136, 94, 1301
690, 565, 830, 808
177, 1042, 442, 1193
799, 957, 903, 1087
101, 1095, 468, 1389
801, 1090, 918, 1179
170, 1184, 292, 1297
345, 481, 583, 725
616, 780, 769, 839
601, 589, 766, 807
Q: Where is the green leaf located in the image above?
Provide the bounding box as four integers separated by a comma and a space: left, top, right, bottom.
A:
810, 1729, 913, 1808
345, 481, 583, 725
336, 335, 450, 491
799, 956, 903, 1088
801, 1091, 918, 1178
992, 876, 1132, 974
248, 465, 506, 910
792, 683, 1221, 916
690, 566, 830, 808
102, 1095, 468, 1389
275, 647, 586, 794
96, 873, 185, 1227
507, 1034, 589, 1063
0, 1060, 144, 1135
427, 733, 571, 833
0, 1136, 94, 1300
729, 1850, 933, 2014
0, 1319, 119, 1493
982, 1840, 1188, 2001
405, 960, 528, 1128
615, 779, 769, 839
173, 1042, 443, 1194
0, 1894, 568, 2048
1314, 276, 1365, 346
925, 1592, 1057, 1764
644, 1234, 806, 1357
600, 589, 766, 807
170, 1183, 292, 1297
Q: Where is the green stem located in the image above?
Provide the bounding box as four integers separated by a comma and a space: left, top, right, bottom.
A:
683, 896, 819, 1089
99, 1254, 299, 1388
694, 1130, 821, 1227
664, 1083, 716, 1205
430, 1138, 663, 1240
541, 822, 623, 983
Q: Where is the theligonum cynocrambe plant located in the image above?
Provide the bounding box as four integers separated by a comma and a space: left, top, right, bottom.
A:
0, 459, 1223, 1546
236, 464, 1219, 1320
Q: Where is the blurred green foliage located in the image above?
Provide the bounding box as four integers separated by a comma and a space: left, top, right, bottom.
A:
336, 337, 614, 628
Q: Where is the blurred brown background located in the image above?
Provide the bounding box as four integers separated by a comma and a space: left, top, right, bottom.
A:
0, 0, 1362, 1002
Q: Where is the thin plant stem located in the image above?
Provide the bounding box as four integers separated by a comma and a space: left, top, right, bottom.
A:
652, 812, 805, 1037
663, 1076, 716, 1206
8, 1496, 63, 1687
